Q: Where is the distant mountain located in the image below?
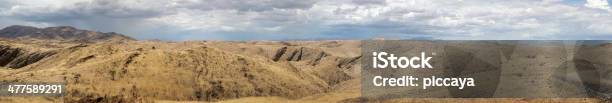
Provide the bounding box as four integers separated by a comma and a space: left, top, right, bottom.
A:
0, 25, 134, 42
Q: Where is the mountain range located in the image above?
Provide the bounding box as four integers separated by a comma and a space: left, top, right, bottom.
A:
0, 25, 134, 42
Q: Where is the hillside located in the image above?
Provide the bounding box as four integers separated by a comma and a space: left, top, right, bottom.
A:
0, 26, 606, 103
0, 40, 361, 102
0, 39, 609, 103
0, 25, 134, 42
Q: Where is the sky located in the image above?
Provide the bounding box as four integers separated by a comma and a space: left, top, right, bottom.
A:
0, 0, 611, 40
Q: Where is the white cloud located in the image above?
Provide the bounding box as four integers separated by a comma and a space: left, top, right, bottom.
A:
0, 0, 611, 40
585, 0, 610, 10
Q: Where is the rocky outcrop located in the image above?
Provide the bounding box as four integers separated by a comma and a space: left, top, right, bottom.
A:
0, 45, 22, 66
272, 46, 330, 66
0, 45, 56, 69
337, 56, 361, 69
5, 51, 56, 68
270, 46, 356, 86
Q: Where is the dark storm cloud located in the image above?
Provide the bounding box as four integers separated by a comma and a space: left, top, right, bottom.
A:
0, 1, 13, 9
176, 0, 318, 12
7, 0, 170, 22
0, 0, 177, 39
351, 0, 386, 5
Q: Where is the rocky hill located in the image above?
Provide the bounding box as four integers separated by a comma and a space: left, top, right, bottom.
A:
0, 40, 362, 102
0, 25, 134, 42
0, 26, 358, 103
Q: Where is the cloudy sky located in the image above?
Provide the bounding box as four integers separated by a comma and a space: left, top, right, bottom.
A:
0, 0, 611, 40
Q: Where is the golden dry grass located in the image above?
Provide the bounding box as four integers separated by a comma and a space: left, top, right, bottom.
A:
0, 40, 605, 103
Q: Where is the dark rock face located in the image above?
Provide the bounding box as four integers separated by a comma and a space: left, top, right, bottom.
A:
0, 25, 134, 42
0, 45, 56, 69
271, 46, 354, 86
0, 45, 22, 66
5, 51, 56, 68
272, 46, 329, 64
